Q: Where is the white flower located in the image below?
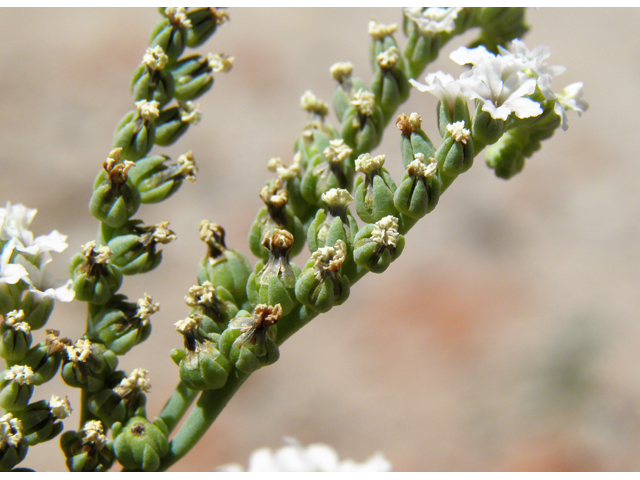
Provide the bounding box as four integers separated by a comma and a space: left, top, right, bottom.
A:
460, 57, 542, 120
409, 71, 467, 107
404, 7, 461, 34
49, 395, 72, 420
553, 82, 588, 131
220, 437, 392, 472
0, 203, 68, 255
15, 252, 75, 302
0, 413, 23, 449
1, 239, 29, 286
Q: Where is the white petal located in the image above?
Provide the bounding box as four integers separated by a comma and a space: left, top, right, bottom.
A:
305, 444, 340, 471
247, 448, 279, 472
0, 263, 29, 284
53, 280, 76, 302
506, 96, 543, 119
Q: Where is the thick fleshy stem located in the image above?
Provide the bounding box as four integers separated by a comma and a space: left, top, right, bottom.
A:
157, 381, 199, 435
158, 372, 249, 471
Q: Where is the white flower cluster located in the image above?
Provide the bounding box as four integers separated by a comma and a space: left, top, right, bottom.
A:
220, 437, 392, 472
0, 202, 74, 302
410, 39, 588, 129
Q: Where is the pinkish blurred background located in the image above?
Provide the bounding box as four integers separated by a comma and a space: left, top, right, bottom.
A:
1, 8, 639, 472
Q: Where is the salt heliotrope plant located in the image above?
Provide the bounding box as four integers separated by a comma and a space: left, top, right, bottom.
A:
0, 7, 587, 472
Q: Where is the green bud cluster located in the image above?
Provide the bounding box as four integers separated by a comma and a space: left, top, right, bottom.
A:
61, 420, 114, 472
112, 414, 169, 471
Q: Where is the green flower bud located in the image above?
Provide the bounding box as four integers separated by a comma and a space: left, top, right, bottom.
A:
131, 46, 174, 108
88, 368, 150, 427
340, 89, 385, 156
295, 240, 351, 313
330, 62, 364, 124
112, 416, 168, 472
61, 338, 118, 393
394, 153, 441, 220
169, 54, 214, 102
301, 139, 354, 207
436, 96, 472, 139
397, 112, 437, 168
61, 420, 114, 472
368, 19, 400, 70
471, 105, 506, 147
128, 151, 197, 204
484, 104, 561, 180
0, 366, 34, 411
468, 7, 528, 54
17, 289, 54, 331
185, 7, 229, 48
18, 395, 71, 446
197, 221, 252, 307
266, 154, 313, 223
90, 149, 141, 228
20, 329, 67, 385
184, 281, 239, 332
175, 315, 231, 390
106, 220, 176, 276
218, 305, 281, 374
70, 241, 123, 305
149, 7, 190, 64
0, 282, 17, 316
435, 121, 475, 180
154, 103, 201, 146
353, 153, 398, 224
249, 179, 305, 261
353, 216, 405, 274
293, 119, 339, 173
113, 101, 159, 161
90, 294, 158, 355
0, 310, 31, 362
0, 413, 28, 472
247, 230, 300, 316
371, 46, 410, 124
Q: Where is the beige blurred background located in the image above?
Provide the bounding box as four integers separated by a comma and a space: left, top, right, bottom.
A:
1, 8, 639, 472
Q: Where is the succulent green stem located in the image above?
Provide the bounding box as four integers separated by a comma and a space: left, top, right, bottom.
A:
157, 380, 199, 435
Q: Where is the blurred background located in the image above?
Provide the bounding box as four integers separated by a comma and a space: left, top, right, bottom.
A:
1, 8, 639, 472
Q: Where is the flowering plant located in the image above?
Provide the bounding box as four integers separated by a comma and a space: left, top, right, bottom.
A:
0, 7, 586, 472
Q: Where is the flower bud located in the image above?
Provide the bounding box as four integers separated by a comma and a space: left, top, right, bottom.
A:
70, 241, 123, 305
294, 119, 339, 173
90, 294, 158, 355
247, 230, 300, 316
184, 281, 238, 332
131, 46, 175, 108
169, 54, 214, 102
353, 153, 399, 224
61, 420, 114, 472
113, 101, 159, 161
471, 106, 506, 147
175, 315, 231, 390
353, 216, 405, 273
90, 149, 141, 228
330, 62, 367, 124
397, 112, 437, 168
17, 289, 54, 331
88, 368, 150, 427
20, 330, 67, 385
0, 310, 32, 362
106, 221, 176, 276
218, 305, 281, 374
0, 413, 28, 472
197, 221, 252, 307
435, 120, 475, 179
112, 416, 169, 472
295, 240, 351, 313
248, 179, 305, 261
149, 7, 190, 64
154, 103, 201, 146
185, 8, 229, 48
300, 139, 354, 207
128, 151, 197, 204
17, 395, 71, 446
61, 338, 118, 393
371, 45, 410, 124
340, 89, 385, 156
394, 153, 441, 220
0, 366, 34, 411
267, 154, 313, 223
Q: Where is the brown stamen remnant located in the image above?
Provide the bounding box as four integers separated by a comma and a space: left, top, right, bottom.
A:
131, 423, 146, 436
396, 113, 413, 136
76, 241, 113, 278
259, 179, 289, 225
238, 304, 282, 345
199, 220, 227, 259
